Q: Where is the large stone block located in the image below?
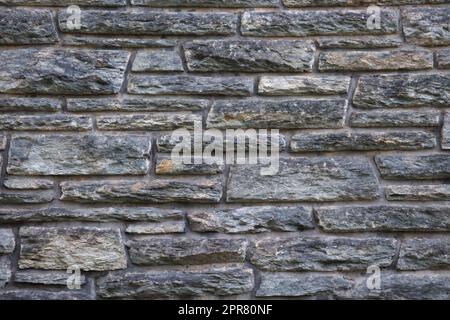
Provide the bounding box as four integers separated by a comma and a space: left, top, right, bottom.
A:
403, 7, 450, 46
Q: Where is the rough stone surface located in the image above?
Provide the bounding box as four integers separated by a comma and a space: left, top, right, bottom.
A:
207, 99, 347, 129
0, 290, 92, 300
97, 266, 254, 299
0, 257, 11, 288
375, 155, 450, 180
0, 98, 61, 112
4, 178, 54, 190
386, 185, 450, 201
63, 36, 176, 48
19, 227, 127, 271
258, 76, 350, 96
437, 49, 450, 69
353, 74, 450, 109
316, 206, 450, 232
8, 135, 150, 176
227, 157, 379, 202
403, 7, 450, 46
0, 229, 15, 254
283, 0, 447, 5
185, 40, 315, 72
97, 113, 200, 131
0, 49, 129, 95
290, 130, 435, 152
132, 0, 278, 6
250, 237, 397, 271
350, 111, 440, 128
443, 114, 450, 149
0, 191, 53, 204
188, 206, 314, 233
0, 115, 93, 131
128, 238, 247, 265
0, 0, 125, 5
125, 221, 185, 235
60, 178, 223, 203
132, 50, 184, 72
398, 239, 450, 270
317, 35, 403, 49
15, 270, 87, 286
156, 156, 224, 175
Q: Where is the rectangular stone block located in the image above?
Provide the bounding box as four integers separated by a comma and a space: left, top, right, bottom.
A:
19, 227, 127, 271
125, 222, 185, 235
375, 155, 450, 180
63, 36, 176, 48
386, 185, 450, 201
0, 8, 58, 44
128, 75, 252, 96
59, 11, 237, 36
128, 238, 247, 266
4, 179, 53, 190
0, 98, 61, 112
241, 9, 399, 37
132, 0, 278, 6
398, 238, 450, 270
350, 111, 440, 128
0, 229, 15, 254
207, 99, 347, 129
60, 178, 223, 203
316, 206, 450, 232
250, 237, 397, 271
0, 257, 11, 288
227, 157, 379, 202
185, 40, 315, 72
443, 113, 450, 149
0, 191, 53, 204
15, 270, 87, 287
317, 35, 403, 49
290, 130, 435, 152
8, 135, 150, 176
437, 49, 450, 69
0, 0, 125, 5
156, 156, 224, 175
0, 49, 129, 95
283, 0, 447, 6
403, 7, 450, 46
132, 50, 184, 72
0, 115, 93, 131
97, 113, 200, 131
258, 75, 350, 96
319, 49, 433, 72
353, 74, 450, 109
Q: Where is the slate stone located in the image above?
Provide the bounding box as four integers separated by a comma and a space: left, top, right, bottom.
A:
317, 35, 403, 49
207, 99, 347, 129
19, 227, 127, 271
350, 111, 440, 128
132, 0, 278, 7
0, 98, 61, 112
0, 0, 125, 5
353, 74, 450, 109
156, 156, 224, 175
290, 130, 435, 152
185, 40, 315, 72
375, 155, 450, 180
241, 9, 399, 36
0, 290, 92, 300
316, 206, 450, 232
0, 229, 15, 254
0, 115, 93, 131
132, 50, 184, 72
128, 238, 247, 266
398, 238, 450, 270
437, 49, 450, 69
4, 178, 54, 190
283, 0, 447, 6
0, 8, 58, 44
125, 222, 185, 235
97, 266, 254, 299
15, 270, 87, 286
250, 237, 397, 271
0, 257, 11, 288
403, 7, 450, 46
443, 114, 450, 149
0, 49, 129, 95
385, 185, 450, 201
0, 191, 53, 204
63, 36, 176, 48
7, 134, 150, 176
227, 157, 379, 202
187, 206, 314, 234
60, 178, 223, 203
0, 136, 6, 150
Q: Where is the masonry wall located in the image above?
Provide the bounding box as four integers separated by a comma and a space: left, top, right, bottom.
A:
0, 0, 449, 300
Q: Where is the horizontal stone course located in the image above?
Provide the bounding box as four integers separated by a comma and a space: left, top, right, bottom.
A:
156, 156, 224, 175
0, 98, 61, 112
398, 238, 450, 270
3, 179, 53, 190
258, 76, 350, 96
0, 115, 93, 131
15, 270, 87, 286
386, 185, 450, 201
132, 0, 278, 6
403, 7, 450, 46
0, 191, 53, 204
317, 35, 403, 49
350, 111, 440, 128
0, 0, 125, 5
132, 50, 184, 72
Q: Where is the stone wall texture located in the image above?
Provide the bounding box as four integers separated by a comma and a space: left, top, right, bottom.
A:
0, 0, 449, 300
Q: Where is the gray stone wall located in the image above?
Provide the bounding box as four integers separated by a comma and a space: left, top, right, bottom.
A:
0, 0, 449, 300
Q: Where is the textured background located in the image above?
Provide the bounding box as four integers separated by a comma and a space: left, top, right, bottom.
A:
0, 0, 449, 300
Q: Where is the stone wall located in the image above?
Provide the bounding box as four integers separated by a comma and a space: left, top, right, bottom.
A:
0, 0, 449, 300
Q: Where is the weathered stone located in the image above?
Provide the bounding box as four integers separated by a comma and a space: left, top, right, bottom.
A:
67, 97, 208, 112
128, 76, 252, 96
132, 50, 184, 72
132, 0, 278, 7
97, 113, 200, 131
258, 76, 350, 96
350, 111, 440, 128
438, 49, 450, 69
0, 191, 53, 204
443, 114, 450, 149
0, 290, 92, 300
353, 74, 450, 109
398, 238, 450, 270
227, 157, 379, 202
0, 115, 93, 131
256, 273, 353, 298
60, 178, 223, 203
15, 270, 87, 286
316, 206, 450, 232
283, 0, 448, 6
188, 206, 314, 234
241, 9, 399, 37
403, 8, 450, 46
375, 155, 450, 180
319, 49, 432, 72
386, 185, 450, 201
125, 221, 185, 235
97, 266, 254, 299
0, 0, 125, 5
19, 227, 127, 271
8, 134, 150, 176
207, 99, 347, 129
0, 207, 184, 223
157, 132, 287, 153
0, 8, 58, 44
251, 237, 397, 271
0, 49, 129, 95
4, 178, 54, 190
63, 36, 176, 48
290, 130, 435, 152
0, 257, 11, 288
59, 11, 237, 36
0, 98, 61, 112
0, 136, 6, 150
128, 238, 247, 266
0, 229, 15, 254
185, 40, 315, 72
156, 156, 224, 175
317, 35, 403, 49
